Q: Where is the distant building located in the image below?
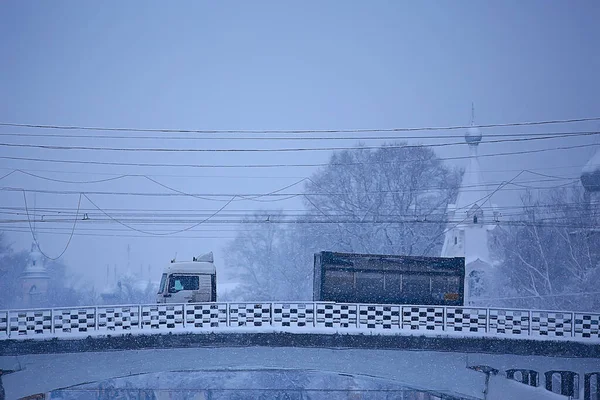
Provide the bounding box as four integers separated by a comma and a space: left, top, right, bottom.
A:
20, 242, 49, 308
581, 147, 600, 195
571, 148, 600, 267
100, 265, 157, 305
441, 107, 501, 304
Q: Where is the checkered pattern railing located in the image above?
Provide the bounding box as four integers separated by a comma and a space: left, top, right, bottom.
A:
0, 303, 598, 341
0, 310, 8, 339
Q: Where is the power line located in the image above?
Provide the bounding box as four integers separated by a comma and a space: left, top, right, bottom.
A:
2, 169, 134, 184
3, 207, 597, 221
3, 201, 590, 214
0, 168, 576, 190
0, 164, 587, 178
0, 170, 312, 203
1, 217, 597, 228
2, 199, 593, 218
1, 143, 597, 169
22, 190, 81, 260
5, 211, 599, 231
0, 227, 239, 240
0, 130, 597, 141
81, 193, 237, 236
143, 174, 309, 203
0, 180, 580, 198
1, 132, 598, 153
2, 116, 599, 134
0, 224, 296, 233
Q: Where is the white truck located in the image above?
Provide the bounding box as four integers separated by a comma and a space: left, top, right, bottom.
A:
156, 252, 217, 303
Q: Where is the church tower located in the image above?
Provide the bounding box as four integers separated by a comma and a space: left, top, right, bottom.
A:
578, 147, 600, 267
441, 106, 500, 305
20, 241, 50, 307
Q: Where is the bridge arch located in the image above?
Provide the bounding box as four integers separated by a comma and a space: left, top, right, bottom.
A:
47, 368, 470, 399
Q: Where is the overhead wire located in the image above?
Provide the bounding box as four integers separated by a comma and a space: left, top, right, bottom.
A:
22, 190, 82, 260
0, 227, 239, 240
0, 168, 578, 188
2, 116, 599, 134
1, 142, 597, 168
1, 132, 598, 153
3, 203, 597, 220
5, 210, 599, 231
0, 130, 599, 141
0, 178, 580, 198
81, 193, 237, 236
2, 217, 597, 229
1, 199, 594, 217
0, 164, 588, 179
1, 116, 596, 262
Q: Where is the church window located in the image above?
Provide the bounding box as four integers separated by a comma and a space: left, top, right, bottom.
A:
473, 215, 478, 224
454, 236, 458, 245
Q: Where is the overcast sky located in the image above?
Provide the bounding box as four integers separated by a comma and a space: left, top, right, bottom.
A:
1, 1, 599, 289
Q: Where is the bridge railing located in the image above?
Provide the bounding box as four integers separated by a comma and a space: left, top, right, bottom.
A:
1, 302, 598, 341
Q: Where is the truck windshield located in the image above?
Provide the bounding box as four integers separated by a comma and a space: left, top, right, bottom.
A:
168, 275, 200, 293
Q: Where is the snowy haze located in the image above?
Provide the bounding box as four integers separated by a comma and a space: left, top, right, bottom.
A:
1, 1, 600, 291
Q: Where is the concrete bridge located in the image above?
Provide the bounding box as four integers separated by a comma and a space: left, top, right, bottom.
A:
1, 301, 599, 399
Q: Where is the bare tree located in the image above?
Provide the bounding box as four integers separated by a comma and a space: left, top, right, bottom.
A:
496, 185, 600, 311
223, 211, 313, 301
223, 144, 461, 301
303, 144, 461, 256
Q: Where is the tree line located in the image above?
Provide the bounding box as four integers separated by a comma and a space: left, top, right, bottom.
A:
223, 143, 600, 312
1, 142, 597, 312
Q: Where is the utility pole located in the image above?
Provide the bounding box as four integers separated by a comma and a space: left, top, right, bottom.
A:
127, 244, 131, 273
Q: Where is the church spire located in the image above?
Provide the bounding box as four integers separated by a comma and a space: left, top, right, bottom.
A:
21, 192, 50, 307
441, 106, 499, 304
465, 103, 482, 146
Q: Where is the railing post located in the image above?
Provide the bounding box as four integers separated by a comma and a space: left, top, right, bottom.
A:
270, 302, 274, 327
226, 302, 230, 327
570, 312, 574, 337
527, 310, 531, 336
94, 307, 98, 331
51, 308, 55, 335
442, 306, 446, 332
181, 302, 185, 329
486, 308, 490, 333
6, 310, 10, 339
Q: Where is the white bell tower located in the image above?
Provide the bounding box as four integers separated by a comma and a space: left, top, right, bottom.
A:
441, 105, 500, 304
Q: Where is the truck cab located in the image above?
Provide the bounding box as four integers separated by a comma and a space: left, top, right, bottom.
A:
156, 252, 217, 304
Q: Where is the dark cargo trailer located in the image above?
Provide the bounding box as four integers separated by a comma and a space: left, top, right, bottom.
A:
313, 251, 465, 306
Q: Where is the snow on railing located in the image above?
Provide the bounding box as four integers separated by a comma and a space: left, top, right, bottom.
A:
0, 302, 598, 341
